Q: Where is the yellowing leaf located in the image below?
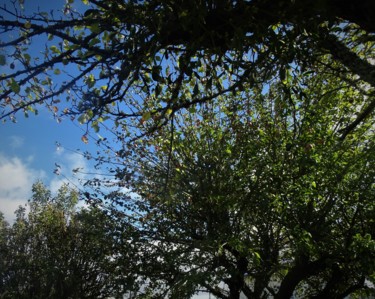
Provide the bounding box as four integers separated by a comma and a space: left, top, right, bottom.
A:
142, 111, 151, 122
81, 134, 89, 144
24, 21, 31, 29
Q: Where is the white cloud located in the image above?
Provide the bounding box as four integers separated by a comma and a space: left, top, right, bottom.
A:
0, 149, 91, 223
9, 135, 24, 149
0, 153, 46, 223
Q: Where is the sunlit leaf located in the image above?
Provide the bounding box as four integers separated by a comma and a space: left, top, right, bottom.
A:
142, 111, 151, 122
24, 21, 31, 29
78, 114, 88, 124
50, 45, 60, 54
10, 78, 20, 94
81, 134, 89, 144
86, 74, 95, 88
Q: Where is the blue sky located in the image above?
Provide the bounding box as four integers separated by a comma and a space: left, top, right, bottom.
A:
0, 0, 95, 222
0, 98, 97, 224
0, 109, 96, 221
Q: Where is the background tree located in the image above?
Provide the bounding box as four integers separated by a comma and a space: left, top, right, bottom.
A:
0, 182, 130, 299
0, 0, 375, 140
0, 212, 10, 295
107, 61, 375, 298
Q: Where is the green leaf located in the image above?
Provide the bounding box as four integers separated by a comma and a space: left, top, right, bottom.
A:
89, 23, 101, 34
24, 21, 31, 29
41, 77, 52, 86
78, 114, 88, 124
50, 45, 60, 54
89, 38, 100, 46
10, 78, 20, 94
142, 111, 151, 121
0, 55, 6, 66
92, 121, 100, 133
23, 53, 31, 64
188, 106, 196, 113
86, 74, 95, 88
254, 252, 261, 261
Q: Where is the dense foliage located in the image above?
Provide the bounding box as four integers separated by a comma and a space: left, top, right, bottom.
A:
0, 182, 130, 299
106, 62, 375, 298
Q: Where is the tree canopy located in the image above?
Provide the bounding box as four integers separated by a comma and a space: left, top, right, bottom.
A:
106, 61, 375, 298
0, 182, 130, 299
0, 0, 375, 140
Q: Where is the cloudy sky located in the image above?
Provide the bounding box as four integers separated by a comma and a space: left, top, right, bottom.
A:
0, 0, 97, 222
0, 103, 95, 222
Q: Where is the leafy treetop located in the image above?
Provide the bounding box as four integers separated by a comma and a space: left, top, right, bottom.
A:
0, 0, 375, 140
